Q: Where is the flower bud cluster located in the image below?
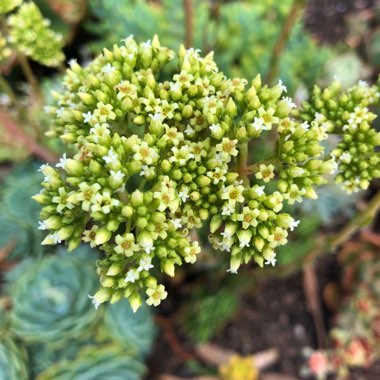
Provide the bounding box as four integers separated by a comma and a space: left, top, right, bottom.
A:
0, 0, 21, 14
298, 81, 380, 193
6, 2, 64, 67
35, 36, 380, 310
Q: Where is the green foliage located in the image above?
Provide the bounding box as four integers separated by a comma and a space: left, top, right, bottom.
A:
184, 288, 238, 342
36, 345, 146, 380
100, 299, 156, 358
7, 247, 99, 345
7, 1, 64, 67
0, 162, 44, 260
87, 0, 331, 91
0, 337, 29, 380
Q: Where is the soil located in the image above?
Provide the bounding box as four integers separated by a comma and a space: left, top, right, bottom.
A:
305, 0, 375, 44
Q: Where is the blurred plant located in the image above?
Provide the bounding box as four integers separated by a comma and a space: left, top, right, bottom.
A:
183, 287, 239, 343
0, 336, 29, 380
100, 299, 156, 358
219, 355, 258, 380
6, 2, 64, 68
37, 345, 146, 380
0, 162, 44, 260
87, 0, 332, 92
33, 35, 380, 311
303, 233, 380, 379
7, 247, 99, 345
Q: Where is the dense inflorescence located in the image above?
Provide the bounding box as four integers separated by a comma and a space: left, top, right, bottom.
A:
35, 36, 380, 311
4, 1, 64, 67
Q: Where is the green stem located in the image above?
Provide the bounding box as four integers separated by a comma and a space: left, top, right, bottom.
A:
265, 0, 304, 85
0, 75, 20, 107
237, 143, 249, 187
183, 0, 193, 48
305, 189, 380, 264
18, 54, 42, 102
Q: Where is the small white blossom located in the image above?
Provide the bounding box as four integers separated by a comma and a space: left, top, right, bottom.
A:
110, 170, 125, 182
340, 152, 352, 163
278, 79, 287, 93
56, 107, 65, 118
283, 96, 296, 109
209, 123, 221, 134
265, 257, 277, 266
254, 185, 265, 197
55, 153, 67, 169
289, 219, 300, 231
138, 256, 154, 272
102, 63, 116, 74
179, 187, 189, 203
125, 269, 139, 283
38, 221, 48, 230
252, 117, 264, 131
102, 148, 118, 165
171, 218, 182, 229
82, 111, 94, 124
300, 121, 310, 131
88, 294, 100, 310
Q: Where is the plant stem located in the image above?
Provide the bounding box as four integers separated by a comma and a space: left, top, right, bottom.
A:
265, 0, 304, 85
183, 0, 193, 48
0, 107, 58, 163
305, 189, 380, 264
237, 143, 249, 187
0, 75, 20, 107
18, 54, 42, 102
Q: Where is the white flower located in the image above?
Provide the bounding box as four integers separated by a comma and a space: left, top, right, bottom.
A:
102, 148, 118, 165
314, 112, 325, 123
278, 79, 287, 93
140, 165, 155, 177
330, 160, 339, 174
138, 256, 154, 272
227, 267, 238, 274
283, 96, 296, 109
252, 117, 264, 131
141, 240, 155, 254
102, 63, 116, 74
110, 170, 125, 182
289, 219, 300, 231
51, 233, 62, 244
149, 112, 165, 122
185, 125, 195, 136
55, 153, 67, 169
38, 221, 47, 230
221, 205, 233, 216
358, 80, 368, 88
170, 82, 181, 92
265, 257, 277, 266
82, 111, 94, 124
171, 218, 182, 229
300, 121, 310, 131
125, 269, 139, 283
253, 185, 265, 197
209, 123, 221, 134
56, 107, 65, 118
340, 152, 352, 163
179, 187, 189, 203
88, 294, 100, 310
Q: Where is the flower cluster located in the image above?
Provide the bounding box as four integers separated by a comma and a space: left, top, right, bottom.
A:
0, 0, 21, 14
35, 36, 380, 311
6, 2, 64, 67
298, 81, 380, 193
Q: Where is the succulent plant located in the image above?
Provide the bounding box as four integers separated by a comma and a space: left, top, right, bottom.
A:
0, 163, 44, 260
34, 36, 380, 311
0, 336, 29, 380
8, 247, 99, 345
36, 345, 146, 380
100, 299, 156, 358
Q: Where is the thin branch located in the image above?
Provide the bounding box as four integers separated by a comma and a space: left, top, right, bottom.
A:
17, 54, 43, 103
237, 143, 250, 187
183, 0, 193, 48
0, 107, 58, 163
265, 0, 304, 85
